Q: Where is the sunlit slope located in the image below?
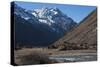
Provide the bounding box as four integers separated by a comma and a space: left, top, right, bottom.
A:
49, 9, 97, 50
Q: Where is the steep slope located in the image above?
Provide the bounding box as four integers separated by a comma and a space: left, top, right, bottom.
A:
11, 2, 77, 47
49, 9, 97, 50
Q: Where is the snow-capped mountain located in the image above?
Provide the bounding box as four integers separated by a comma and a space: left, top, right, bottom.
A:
12, 2, 77, 47
30, 7, 77, 32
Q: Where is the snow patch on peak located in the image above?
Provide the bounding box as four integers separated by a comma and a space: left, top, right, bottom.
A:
39, 19, 47, 23
32, 12, 37, 17
54, 11, 58, 15
39, 19, 52, 26
22, 16, 30, 20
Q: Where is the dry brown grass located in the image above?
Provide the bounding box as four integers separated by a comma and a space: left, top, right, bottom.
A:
15, 49, 57, 65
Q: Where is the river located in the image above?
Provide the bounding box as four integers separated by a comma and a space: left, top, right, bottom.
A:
49, 54, 97, 62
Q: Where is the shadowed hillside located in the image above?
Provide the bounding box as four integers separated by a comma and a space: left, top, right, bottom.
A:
49, 9, 97, 50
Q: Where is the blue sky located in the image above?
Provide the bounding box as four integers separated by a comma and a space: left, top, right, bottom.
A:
14, 1, 96, 23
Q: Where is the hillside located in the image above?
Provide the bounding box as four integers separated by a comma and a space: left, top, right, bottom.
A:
49, 9, 97, 50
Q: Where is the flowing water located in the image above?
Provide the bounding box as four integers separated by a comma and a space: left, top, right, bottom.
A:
49, 54, 97, 62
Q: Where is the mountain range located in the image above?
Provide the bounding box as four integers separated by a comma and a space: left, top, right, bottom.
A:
11, 2, 77, 47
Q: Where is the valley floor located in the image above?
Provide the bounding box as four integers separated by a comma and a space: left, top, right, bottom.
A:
14, 48, 97, 65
